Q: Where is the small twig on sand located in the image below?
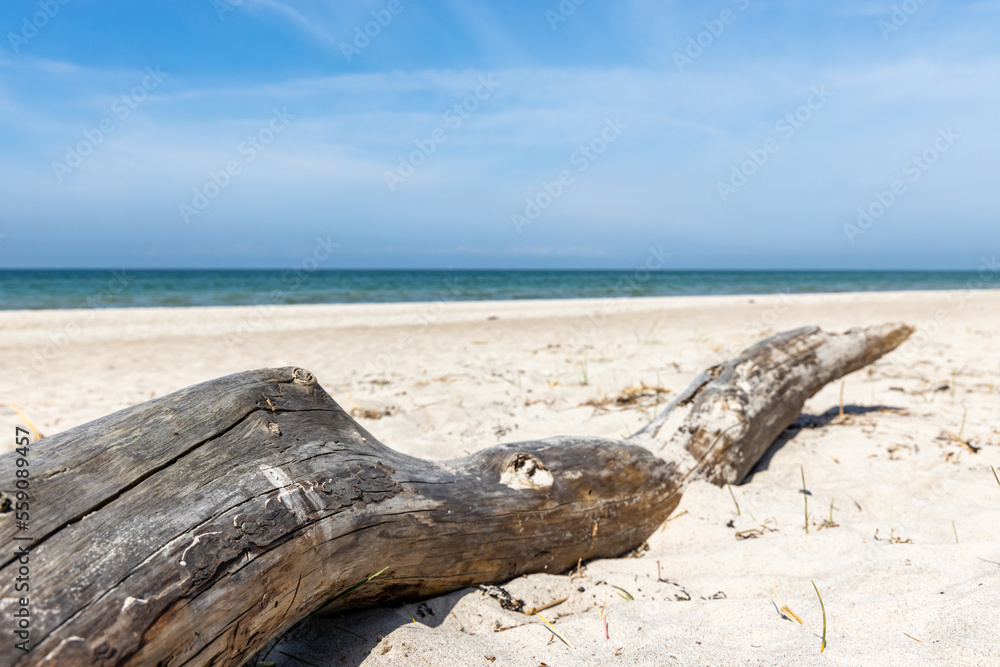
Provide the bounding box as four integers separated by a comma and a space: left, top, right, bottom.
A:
524, 597, 568, 616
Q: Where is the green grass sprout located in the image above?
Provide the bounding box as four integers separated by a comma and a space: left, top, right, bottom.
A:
811, 579, 826, 653
610, 585, 634, 600
327, 566, 388, 605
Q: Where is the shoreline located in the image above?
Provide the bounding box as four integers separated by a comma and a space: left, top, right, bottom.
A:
1, 284, 996, 315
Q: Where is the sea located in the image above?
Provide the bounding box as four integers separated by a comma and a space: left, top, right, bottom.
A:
0, 269, 994, 310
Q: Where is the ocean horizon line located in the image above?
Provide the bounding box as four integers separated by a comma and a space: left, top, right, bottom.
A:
0, 267, 986, 273
2, 268, 996, 311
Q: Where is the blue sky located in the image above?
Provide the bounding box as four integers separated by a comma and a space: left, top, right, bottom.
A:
0, 0, 997, 269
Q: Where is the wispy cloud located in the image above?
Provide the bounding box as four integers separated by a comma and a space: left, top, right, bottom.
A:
1, 0, 997, 268
244, 0, 342, 47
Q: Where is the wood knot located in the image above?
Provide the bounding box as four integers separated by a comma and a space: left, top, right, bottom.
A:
292, 368, 316, 385
499, 453, 553, 490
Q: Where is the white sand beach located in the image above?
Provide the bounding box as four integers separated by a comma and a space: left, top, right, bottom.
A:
1, 289, 998, 666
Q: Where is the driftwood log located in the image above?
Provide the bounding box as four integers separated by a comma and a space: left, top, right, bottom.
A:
0, 323, 913, 666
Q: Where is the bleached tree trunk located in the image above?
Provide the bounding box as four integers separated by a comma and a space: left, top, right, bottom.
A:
0, 323, 912, 666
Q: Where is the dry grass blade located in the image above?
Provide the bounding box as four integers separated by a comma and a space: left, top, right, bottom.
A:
873, 528, 912, 544
992, 465, 1000, 489
2, 403, 44, 440
535, 612, 574, 648
666, 509, 689, 523
770, 576, 803, 624
726, 478, 741, 516
781, 605, 803, 624
943, 430, 980, 453
818, 499, 839, 530
581, 382, 671, 411
735, 527, 765, 540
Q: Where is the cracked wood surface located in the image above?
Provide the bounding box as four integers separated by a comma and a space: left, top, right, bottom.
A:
631, 322, 916, 485
0, 323, 912, 666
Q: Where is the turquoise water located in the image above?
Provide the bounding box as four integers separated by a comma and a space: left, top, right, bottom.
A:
0, 270, 994, 310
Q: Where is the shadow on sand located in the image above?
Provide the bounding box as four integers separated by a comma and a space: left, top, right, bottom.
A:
259, 588, 468, 667
744, 403, 905, 482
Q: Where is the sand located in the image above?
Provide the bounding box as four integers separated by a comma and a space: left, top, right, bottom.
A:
1, 289, 998, 665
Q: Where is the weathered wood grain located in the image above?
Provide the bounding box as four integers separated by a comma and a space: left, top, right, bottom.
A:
0, 324, 912, 666
632, 323, 915, 485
